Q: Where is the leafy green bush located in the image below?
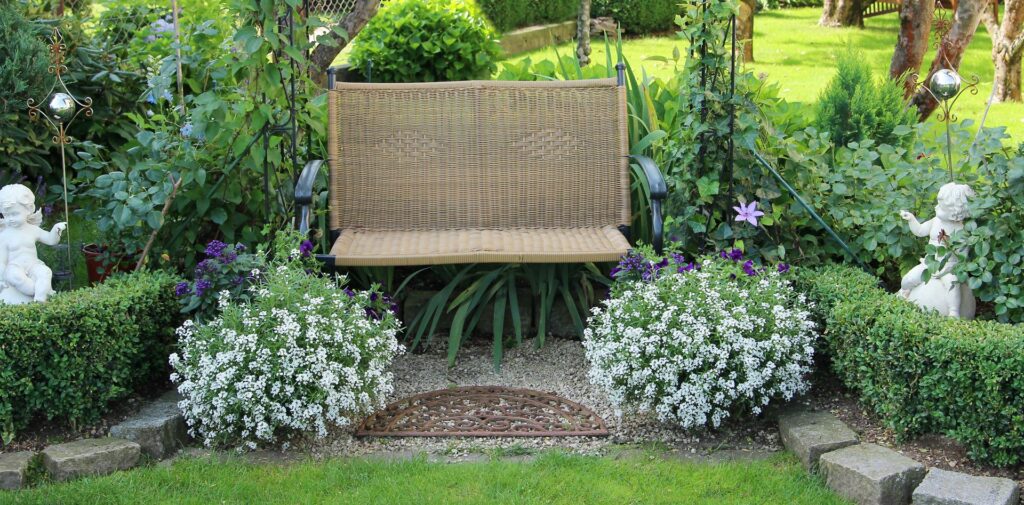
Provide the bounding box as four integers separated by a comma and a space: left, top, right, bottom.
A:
815, 49, 917, 149
0, 271, 181, 444
796, 264, 1024, 466
349, 0, 502, 82
476, 0, 577, 32
592, 0, 680, 35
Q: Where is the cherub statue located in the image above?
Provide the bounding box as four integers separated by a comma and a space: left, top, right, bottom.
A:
0, 184, 67, 304
898, 182, 976, 319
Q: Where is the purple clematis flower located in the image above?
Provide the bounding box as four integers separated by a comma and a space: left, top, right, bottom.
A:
733, 200, 765, 227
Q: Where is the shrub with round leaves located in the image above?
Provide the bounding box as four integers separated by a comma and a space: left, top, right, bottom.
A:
584, 250, 816, 429
170, 253, 403, 450
349, 0, 501, 83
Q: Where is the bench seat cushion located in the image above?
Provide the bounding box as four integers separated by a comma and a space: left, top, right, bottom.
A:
329, 227, 631, 266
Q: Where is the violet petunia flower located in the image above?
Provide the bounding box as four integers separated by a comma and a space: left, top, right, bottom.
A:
299, 240, 314, 258
777, 263, 790, 274
742, 260, 758, 277
733, 200, 765, 227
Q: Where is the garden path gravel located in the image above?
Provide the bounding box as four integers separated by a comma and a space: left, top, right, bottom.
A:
307, 338, 783, 460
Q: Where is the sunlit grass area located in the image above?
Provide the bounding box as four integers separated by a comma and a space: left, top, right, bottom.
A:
505, 8, 1022, 141
2, 451, 852, 505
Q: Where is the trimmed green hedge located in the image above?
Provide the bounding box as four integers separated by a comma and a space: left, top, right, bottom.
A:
0, 271, 181, 441
796, 265, 1024, 467
592, 0, 680, 35
477, 0, 578, 33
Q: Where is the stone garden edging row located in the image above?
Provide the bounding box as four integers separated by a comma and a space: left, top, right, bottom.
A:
779, 408, 1021, 505
0, 391, 189, 490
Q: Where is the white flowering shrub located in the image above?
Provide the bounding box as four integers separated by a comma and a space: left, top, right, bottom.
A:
584, 250, 816, 429
169, 248, 403, 449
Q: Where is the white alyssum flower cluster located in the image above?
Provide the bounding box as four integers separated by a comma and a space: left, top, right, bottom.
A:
169, 267, 403, 449
583, 267, 816, 430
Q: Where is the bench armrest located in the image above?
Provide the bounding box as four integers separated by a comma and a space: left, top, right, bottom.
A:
628, 155, 667, 255
295, 160, 324, 235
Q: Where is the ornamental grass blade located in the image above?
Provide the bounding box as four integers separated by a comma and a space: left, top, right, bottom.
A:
492, 296, 506, 371
559, 266, 584, 336
507, 271, 522, 346
447, 304, 470, 366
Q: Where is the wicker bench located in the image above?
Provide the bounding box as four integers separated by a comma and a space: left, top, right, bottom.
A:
295, 68, 666, 267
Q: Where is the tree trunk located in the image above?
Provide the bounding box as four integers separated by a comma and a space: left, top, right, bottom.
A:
820, 0, 863, 27
577, 0, 592, 67
737, 0, 756, 63
910, 0, 985, 119
982, 0, 1024, 102
310, 0, 382, 73
993, 55, 1023, 101
889, 0, 935, 94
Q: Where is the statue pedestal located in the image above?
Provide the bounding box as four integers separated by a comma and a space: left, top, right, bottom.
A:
0, 286, 34, 305
903, 274, 976, 320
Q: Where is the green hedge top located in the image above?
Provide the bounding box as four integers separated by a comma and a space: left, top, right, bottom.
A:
0, 271, 181, 441
796, 264, 1024, 467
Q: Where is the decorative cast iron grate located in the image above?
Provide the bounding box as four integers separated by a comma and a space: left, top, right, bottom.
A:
356, 386, 610, 437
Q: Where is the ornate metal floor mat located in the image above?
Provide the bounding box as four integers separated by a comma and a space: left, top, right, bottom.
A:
355, 386, 609, 437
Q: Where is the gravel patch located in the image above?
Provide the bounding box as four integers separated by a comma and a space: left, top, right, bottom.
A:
302, 337, 784, 460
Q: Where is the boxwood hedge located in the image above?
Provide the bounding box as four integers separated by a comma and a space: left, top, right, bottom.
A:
477, 0, 578, 33
0, 271, 180, 442
796, 264, 1024, 466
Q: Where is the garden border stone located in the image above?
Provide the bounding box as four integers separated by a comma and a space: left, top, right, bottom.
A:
819, 443, 926, 505
42, 438, 140, 482
109, 391, 189, 459
911, 468, 1020, 505
778, 408, 859, 472
0, 451, 34, 490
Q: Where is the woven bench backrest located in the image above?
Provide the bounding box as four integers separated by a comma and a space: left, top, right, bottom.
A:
328, 78, 630, 232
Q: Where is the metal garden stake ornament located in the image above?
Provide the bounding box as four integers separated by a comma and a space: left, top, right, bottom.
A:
26, 26, 93, 285
914, 68, 979, 180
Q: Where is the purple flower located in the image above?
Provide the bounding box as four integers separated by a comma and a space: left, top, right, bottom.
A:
235, 244, 246, 252
205, 240, 228, 258
233, 275, 246, 286
343, 287, 355, 298
219, 251, 237, 264
364, 307, 381, 320
299, 240, 314, 258
174, 281, 191, 297
194, 259, 217, 276
369, 292, 379, 302
720, 248, 744, 262
653, 257, 669, 271
777, 263, 790, 274
733, 200, 765, 227
670, 253, 686, 265
742, 260, 758, 277
195, 279, 212, 297
677, 262, 697, 273
43, 204, 54, 216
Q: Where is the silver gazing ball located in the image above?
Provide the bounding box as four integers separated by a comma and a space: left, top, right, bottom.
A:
929, 69, 962, 101
48, 93, 76, 123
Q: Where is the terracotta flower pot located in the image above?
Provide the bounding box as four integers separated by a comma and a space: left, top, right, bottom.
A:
81, 243, 135, 285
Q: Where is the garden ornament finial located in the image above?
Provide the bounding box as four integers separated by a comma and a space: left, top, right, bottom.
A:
898, 182, 976, 319
0, 184, 67, 304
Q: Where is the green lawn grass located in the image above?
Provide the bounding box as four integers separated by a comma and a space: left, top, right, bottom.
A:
505, 7, 1023, 141
2, 451, 851, 505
